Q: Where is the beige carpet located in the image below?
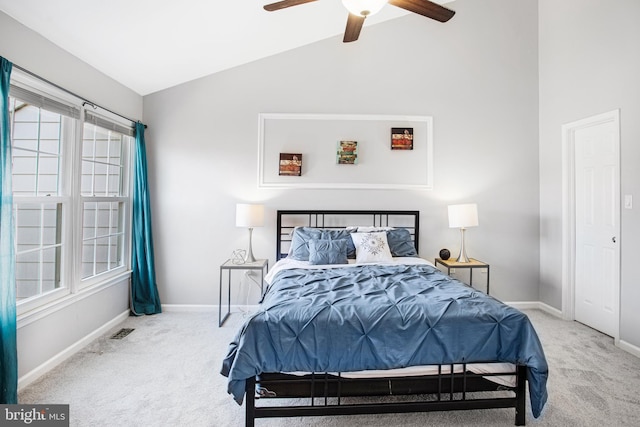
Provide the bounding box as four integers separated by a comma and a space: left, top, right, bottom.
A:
18, 309, 640, 426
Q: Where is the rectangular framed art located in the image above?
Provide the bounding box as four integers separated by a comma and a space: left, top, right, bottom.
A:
279, 153, 302, 176
391, 127, 413, 150
337, 141, 358, 164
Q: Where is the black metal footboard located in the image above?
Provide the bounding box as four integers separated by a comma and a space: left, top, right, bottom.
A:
244, 364, 527, 426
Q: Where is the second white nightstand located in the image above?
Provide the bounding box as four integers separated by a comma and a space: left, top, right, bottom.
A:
218, 258, 268, 327
434, 257, 490, 295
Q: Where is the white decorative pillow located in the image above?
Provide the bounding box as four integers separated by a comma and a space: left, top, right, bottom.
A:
351, 232, 393, 264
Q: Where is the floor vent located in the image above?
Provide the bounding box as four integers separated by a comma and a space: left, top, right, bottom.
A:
110, 328, 135, 340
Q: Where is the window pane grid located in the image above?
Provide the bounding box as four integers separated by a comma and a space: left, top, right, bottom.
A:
14, 203, 62, 301
10, 98, 62, 197
81, 201, 124, 279
82, 124, 124, 197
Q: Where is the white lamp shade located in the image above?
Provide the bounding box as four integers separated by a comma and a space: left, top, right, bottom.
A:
341, 0, 387, 17
236, 204, 264, 228
448, 203, 479, 228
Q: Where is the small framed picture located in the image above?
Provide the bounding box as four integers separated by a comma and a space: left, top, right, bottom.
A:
337, 141, 358, 164
279, 153, 302, 176
391, 127, 413, 150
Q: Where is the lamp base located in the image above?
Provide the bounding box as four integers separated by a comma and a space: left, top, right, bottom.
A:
456, 253, 470, 263
245, 228, 256, 263
456, 227, 470, 263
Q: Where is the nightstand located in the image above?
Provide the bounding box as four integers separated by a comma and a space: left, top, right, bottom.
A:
434, 257, 490, 295
219, 258, 269, 327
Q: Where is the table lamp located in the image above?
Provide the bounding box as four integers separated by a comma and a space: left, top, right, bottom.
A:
448, 203, 478, 263
236, 204, 264, 263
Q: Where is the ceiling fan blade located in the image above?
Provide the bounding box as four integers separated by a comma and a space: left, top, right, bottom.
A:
264, 0, 319, 12
388, 0, 455, 22
343, 13, 365, 43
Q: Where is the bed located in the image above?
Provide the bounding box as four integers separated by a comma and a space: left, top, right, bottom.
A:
221, 210, 548, 426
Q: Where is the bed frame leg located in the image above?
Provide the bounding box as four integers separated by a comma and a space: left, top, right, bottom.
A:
245, 377, 256, 427
515, 365, 526, 426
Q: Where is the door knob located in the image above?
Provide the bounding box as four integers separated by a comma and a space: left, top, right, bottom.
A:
612, 237, 616, 243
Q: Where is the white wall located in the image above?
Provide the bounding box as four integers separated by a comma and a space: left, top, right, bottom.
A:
143, 0, 541, 307
0, 11, 143, 381
538, 0, 640, 348
0, 12, 142, 121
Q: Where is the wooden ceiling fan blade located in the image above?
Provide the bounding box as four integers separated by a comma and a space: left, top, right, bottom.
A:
388, 0, 455, 22
343, 14, 365, 43
264, 0, 319, 12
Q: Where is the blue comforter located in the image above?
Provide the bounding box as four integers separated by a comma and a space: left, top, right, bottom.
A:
221, 263, 548, 417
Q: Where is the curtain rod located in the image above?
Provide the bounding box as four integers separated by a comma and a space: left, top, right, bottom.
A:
12, 63, 146, 129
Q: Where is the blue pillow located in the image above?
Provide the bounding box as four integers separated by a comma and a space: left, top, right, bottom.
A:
386, 228, 418, 257
308, 239, 349, 265
290, 227, 356, 261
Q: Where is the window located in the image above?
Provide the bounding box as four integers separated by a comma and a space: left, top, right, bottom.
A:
80, 122, 131, 280
10, 97, 71, 305
9, 80, 133, 313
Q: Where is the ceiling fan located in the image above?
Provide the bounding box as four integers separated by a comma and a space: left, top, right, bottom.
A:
263, 0, 456, 43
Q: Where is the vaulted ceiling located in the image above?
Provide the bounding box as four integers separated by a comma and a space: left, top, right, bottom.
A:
0, 0, 455, 96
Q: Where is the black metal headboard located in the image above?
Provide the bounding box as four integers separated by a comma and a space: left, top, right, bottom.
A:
276, 210, 420, 260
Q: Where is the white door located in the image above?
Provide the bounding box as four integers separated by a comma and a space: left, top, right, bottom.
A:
573, 116, 620, 337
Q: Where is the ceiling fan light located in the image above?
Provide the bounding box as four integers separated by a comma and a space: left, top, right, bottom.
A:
341, 0, 387, 17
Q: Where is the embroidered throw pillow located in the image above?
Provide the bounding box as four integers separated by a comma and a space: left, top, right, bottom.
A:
351, 232, 393, 264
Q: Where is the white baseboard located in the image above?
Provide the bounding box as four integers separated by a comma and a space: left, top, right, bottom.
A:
161, 304, 259, 312
617, 339, 640, 358
161, 304, 215, 312
18, 310, 130, 391
504, 301, 563, 317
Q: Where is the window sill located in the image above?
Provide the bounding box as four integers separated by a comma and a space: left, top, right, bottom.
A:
17, 270, 132, 329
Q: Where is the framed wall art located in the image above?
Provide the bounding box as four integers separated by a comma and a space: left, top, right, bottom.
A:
391, 127, 413, 150
337, 141, 358, 164
279, 153, 302, 176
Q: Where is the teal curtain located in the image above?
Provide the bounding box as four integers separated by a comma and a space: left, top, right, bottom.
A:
0, 56, 17, 403
131, 122, 161, 315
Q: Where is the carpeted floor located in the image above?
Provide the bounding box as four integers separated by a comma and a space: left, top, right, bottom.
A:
18, 309, 640, 426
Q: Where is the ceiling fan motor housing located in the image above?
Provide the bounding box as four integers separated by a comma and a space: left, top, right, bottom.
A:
342, 0, 388, 17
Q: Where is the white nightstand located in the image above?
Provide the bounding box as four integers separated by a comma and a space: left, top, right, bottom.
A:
435, 257, 490, 295
218, 259, 268, 327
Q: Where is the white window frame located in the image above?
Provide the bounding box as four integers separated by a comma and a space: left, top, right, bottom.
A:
13, 197, 70, 314
76, 114, 133, 289
11, 71, 134, 317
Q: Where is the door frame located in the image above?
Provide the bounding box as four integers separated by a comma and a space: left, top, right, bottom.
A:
561, 109, 620, 340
